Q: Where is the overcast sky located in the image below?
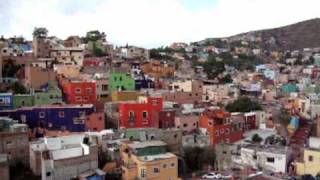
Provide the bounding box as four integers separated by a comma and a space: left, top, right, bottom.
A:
0, 0, 319, 48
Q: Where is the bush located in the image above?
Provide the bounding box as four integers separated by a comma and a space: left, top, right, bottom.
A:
225, 96, 262, 113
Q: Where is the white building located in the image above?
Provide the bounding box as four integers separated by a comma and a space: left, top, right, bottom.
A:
168, 80, 193, 93
235, 144, 291, 173
29, 134, 101, 180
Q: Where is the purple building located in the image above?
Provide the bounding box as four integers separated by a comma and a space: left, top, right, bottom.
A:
0, 104, 94, 132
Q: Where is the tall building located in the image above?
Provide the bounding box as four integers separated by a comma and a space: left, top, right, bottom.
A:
0, 117, 29, 165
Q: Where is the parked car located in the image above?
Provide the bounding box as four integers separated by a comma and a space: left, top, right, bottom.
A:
202, 172, 222, 179
221, 174, 233, 179
248, 171, 263, 178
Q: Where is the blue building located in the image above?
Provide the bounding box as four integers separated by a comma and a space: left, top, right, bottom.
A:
135, 75, 155, 90
0, 93, 14, 110
0, 104, 94, 132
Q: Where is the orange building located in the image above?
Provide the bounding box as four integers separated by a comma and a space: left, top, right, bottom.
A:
141, 60, 175, 79
199, 109, 243, 145
59, 77, 97, 104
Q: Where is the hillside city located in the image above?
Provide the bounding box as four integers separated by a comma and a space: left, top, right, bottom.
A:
1, 20, 320, 180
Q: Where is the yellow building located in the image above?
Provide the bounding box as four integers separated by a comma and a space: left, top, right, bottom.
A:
296, 137, 320, 176
111, 91, 138, 102
121, 140, 179, 180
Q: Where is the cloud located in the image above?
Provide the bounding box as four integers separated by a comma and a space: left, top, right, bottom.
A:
0, 0, 320, 48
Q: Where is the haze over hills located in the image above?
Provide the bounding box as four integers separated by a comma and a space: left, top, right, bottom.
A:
204, 18, 320, 51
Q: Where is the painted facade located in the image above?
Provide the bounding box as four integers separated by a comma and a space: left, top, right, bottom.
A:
119, 97, 163, 129
109, 72, 135, 92
0, 104, 95, 132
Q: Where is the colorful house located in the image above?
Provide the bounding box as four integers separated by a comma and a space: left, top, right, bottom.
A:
111, 91, 138, 102
109, 72, 135, 92
60, 77, 97, 104
121, 140, 179, 180
13, 94, 33, 108
296, 137, 320, 176
85, 112, 105, 132
119, 97, 163, 129
281, 83, 299, 94
159, 109, 175, 129
0, 93, 13, 110
0, 104, 95, 132
135, 76, 155, 90
33, 85, 63, 106
199, 109, 244, 145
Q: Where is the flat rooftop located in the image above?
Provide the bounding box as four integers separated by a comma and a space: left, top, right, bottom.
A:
128, 140, 167, 149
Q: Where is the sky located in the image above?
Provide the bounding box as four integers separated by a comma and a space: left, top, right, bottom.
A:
0, 0, 319, 48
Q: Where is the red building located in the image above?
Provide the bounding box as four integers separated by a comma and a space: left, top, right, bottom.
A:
244, 112, 258, 130
159, 109, 175, 129
83, 57, 106, 67
85, 112, 105, 131
199, 109, 244, 145
59, 77, 97, 104
119, 97, 163, 128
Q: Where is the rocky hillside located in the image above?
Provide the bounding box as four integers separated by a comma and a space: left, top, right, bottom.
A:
229, 18, 320, 51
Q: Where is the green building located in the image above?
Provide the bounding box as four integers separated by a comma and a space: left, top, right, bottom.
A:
109, 72, 135, 92
13, 94, 34, 108
281, 83, 299, 94
33, 86, 63, 106
303, 84, 320, 95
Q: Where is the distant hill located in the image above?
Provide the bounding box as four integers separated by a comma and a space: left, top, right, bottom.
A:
228, 18, 320, 51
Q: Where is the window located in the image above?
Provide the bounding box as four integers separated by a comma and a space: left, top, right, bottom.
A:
183, 123, 188, 127
58, 111, 65, 118
253, 155, 257, 160
76, 96, 82, 102
119, 77, 123, 81
75, 88, 81, 94
39, 112, 45, 118
162, 164, 167, 168
309, 155, 313, 162
86, 88, 92, 94
6, 140, 12, 145
46, 172, 52, 177
141, 169, 147, 178
266, 157, 275, 163
142, 111, 148, 119
79, 111, 86, 117
225, 128, 230, 134
102, 85, 108, 91
170, 163, 175, 168
84, 97, 89, 101
152, 100, 158, 106
215, 130, 219, 136
154, 168, 160, 173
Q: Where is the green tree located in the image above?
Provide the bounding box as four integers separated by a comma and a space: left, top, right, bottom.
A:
2, 60, 22, 77
86, 30, 106, 41
11, 82, 27, 94
32, 27, 48, 38
252, 134, 263, 143
183, 146, 216, 172
225, 96, 262, 113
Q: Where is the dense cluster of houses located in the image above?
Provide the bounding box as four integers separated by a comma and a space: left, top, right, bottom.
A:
2, 29, 320, 180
